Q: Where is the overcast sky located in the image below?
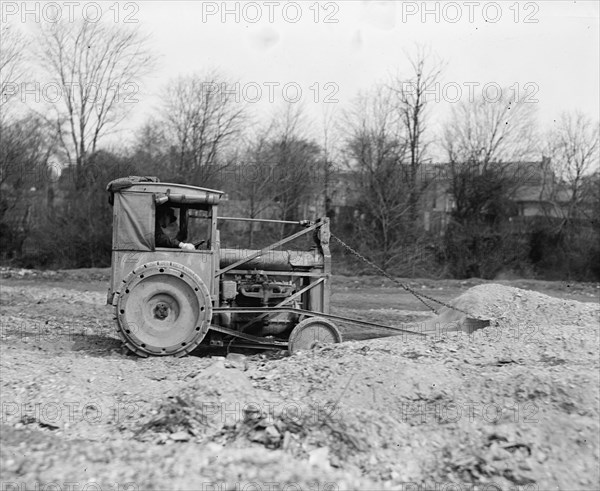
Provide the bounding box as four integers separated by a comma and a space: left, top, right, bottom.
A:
135, 1, 598, 117
11, 0, 600, 154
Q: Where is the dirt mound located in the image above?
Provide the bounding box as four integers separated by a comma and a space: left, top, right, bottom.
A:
421, 283, 599, 336
449, 283, 599, 328
1, 279, 598, 490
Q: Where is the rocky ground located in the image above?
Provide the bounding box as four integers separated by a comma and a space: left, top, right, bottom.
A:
0, 268, 599, 491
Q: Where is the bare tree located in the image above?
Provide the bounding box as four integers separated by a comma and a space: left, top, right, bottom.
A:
37, 20, 154, 182
442, 89, 540, 219
0, 26, 60, 260
441, 90, 539, 277
1, 24, 31, 186
233, 124, 278, 247
546, 111, 599, 219
527, 112, 600, 279
266, 104, 321, 233
161, 71, 247, 186
0, 116, 53, 187
391, 46, 444, 226
320, 104, 341, 219
0, 115, 56, 260
343, 84, 410, 271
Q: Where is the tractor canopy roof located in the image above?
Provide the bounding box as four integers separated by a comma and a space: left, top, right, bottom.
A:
107, 176, 224, 206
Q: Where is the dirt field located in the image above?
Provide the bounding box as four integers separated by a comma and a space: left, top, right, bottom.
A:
1, 268, 599, 491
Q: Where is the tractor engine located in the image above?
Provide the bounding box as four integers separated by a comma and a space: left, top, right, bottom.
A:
219, 275, 299, 336
216, 247, 325, 338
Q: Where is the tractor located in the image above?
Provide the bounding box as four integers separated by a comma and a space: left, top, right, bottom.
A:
106, 176, 362, 357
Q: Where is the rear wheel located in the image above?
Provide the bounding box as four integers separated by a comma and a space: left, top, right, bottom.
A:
115, 261, 212, 357
288, 317, 342, 354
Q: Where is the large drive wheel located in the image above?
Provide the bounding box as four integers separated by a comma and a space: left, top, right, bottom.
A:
115, 261, 212, 357
288, 317, 342, 354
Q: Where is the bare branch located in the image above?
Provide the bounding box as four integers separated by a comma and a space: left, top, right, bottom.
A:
443, 89, 538, 167
546, 111, 600, 217
0, 25, 28, 119
36, 20, 155, 179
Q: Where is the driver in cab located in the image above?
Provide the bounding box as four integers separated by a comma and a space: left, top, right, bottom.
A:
155, 205, 195, 251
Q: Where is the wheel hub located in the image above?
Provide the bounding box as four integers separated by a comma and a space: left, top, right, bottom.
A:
153, 302, 170, 320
